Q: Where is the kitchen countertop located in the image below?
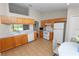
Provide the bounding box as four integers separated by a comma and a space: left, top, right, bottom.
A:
0, 30, 35, 39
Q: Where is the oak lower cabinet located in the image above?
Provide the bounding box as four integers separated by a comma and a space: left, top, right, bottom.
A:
49, 32, 53, 41
0, 34, 28, 52
1, 37, 15, 52
39, 31, 43, 39
14, 35, 22, 47
20, 34, 28, 44
14, 34, 28, 47
34, 32, 37, 40
0, 40, 1, 51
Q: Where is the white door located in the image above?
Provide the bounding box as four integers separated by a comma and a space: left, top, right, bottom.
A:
68, 17, 79, 41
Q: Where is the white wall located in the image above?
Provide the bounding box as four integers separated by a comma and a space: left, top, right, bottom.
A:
40, 10, 67, 20
0, 3, 12, 34
65, 7, 79, 42
0, 24, 12, 34
29, 8, 41, 21
0, 3, 40, 34
0, 3, 8, 16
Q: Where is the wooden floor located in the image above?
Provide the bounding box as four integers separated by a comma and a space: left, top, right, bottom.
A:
1, 39, 53, 56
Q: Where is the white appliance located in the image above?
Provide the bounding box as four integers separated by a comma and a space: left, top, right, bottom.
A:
45, 24, 53, 32
28, 25, 34, 42
43, 31, 50, 40
43, 24, 53, 40
53, 23, 64, 49
28, 32, 34, 42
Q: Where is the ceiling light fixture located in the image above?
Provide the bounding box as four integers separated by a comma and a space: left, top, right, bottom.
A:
67, 3, 70, 5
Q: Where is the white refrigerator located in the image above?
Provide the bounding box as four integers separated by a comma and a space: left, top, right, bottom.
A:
53, 23, 64, 50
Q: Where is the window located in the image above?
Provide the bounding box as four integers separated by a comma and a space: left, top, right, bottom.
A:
23, 25, 29, 30
13, 24, 23, 31
12, 24, 30, 32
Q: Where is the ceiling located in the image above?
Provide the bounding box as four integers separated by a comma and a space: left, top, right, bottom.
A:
29, 3, 67, 12
69, 3, 79, 7
14, 3, 79, 13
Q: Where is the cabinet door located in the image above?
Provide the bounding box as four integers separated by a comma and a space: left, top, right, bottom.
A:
0, 16, 1, 24
50, 32, 53, 41
22, 18, 34, 24
16, 18, 23, 24
34, 32, 37, 40
0, 40, 1, 52
1, 16, 16, 24
14, 35, 22, 46
20, 34, 28, 44
1, 37, 15, 52
8, 17, 17, 24
22, 18, 28, 24
1, 16, 9, 24
40, 31, 43, 39
14, 34, 28, 46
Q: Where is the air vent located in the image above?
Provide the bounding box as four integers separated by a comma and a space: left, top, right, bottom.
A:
9, 3, 29, 16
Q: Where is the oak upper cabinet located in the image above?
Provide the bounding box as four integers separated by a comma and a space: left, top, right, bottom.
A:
41, 20, 45, 27
0, 16, 34, 24
1, 16, 9, 24
16, 17, 34, 24
1, 37, 15, 52
0, 16, 1, 24
9, 17, 17, 24
1, 16, 17, 24
16, 17, 23, 24
22, 18, 34, 25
